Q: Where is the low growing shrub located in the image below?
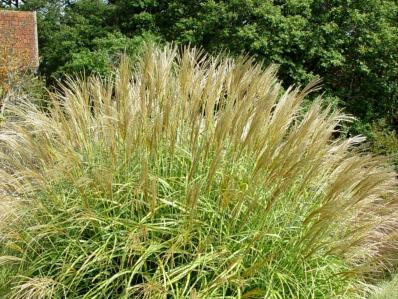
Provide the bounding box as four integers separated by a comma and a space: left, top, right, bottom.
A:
369, 121, 398, 168
0, 46, 398, 298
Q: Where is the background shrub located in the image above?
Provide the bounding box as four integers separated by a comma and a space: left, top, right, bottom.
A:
369, 121, 398, 168
5, 0, 396, 136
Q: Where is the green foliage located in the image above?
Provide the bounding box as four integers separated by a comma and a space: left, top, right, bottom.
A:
17, 0, 398, 134
59, 32, 161, 77
21, 0, 161, 80
1, 46, 397, 298
161, 0, 398, 126
369, 121, 398, 167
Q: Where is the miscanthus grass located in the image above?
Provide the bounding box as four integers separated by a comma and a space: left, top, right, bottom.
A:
1, 46, 398, 298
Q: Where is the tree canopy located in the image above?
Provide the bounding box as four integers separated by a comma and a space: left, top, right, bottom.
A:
2, 0, 397, 131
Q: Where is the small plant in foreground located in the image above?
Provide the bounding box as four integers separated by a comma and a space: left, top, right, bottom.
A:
0, 46, 398, 298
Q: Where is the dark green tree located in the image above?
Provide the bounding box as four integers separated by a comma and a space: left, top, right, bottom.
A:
16, 0, 398, 130
154, 0, 398, 126
20, 0, 160, 80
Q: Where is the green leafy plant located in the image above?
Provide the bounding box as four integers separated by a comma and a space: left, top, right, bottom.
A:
19, 0, 398, 129
369, 120, 398, 167
58, 32, 161, 78
0, 45, 397, 298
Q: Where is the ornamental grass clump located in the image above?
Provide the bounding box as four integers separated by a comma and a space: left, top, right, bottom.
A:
1, 45, 398, 298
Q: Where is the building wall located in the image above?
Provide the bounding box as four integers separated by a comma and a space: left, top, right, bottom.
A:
0, 10, 39, 69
